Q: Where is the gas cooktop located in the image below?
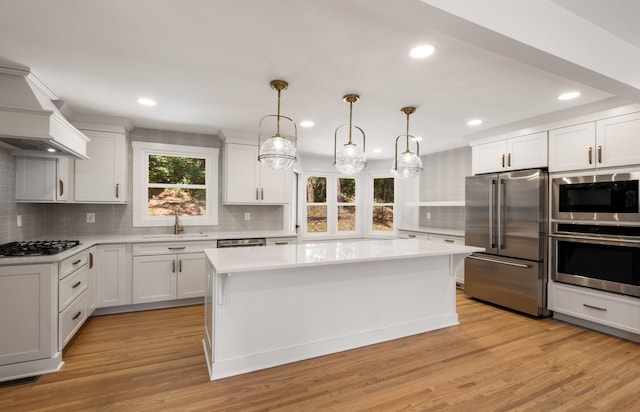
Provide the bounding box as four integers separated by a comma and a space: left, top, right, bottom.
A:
0, 240, 81, 257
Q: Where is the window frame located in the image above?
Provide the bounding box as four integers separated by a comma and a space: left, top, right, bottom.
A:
302, 172, 362, 238
368, 173, 398, 235
132, 141, 219, 227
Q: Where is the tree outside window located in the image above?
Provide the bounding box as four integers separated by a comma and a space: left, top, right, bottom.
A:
372, 177, 394, 231
147, 155, 207, 216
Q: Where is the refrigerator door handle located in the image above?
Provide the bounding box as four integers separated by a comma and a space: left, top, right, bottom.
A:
467, 255, 530, 269
489, 180, 496, 248
499, 179, 506, 250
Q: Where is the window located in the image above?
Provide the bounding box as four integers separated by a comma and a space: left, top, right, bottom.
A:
306, 176, 327, 233
304, 174, 360, 236
372, 177, 394, 232
133, 142, 218, 227
337, 177, 356, 232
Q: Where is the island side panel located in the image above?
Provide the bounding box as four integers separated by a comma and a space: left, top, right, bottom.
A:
207, 254, 457, 380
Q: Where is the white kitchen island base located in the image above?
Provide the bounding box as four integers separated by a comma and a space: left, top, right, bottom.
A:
203, 239, 482, 380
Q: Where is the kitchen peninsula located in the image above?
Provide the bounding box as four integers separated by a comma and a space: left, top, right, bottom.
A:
203, 239, 483, 380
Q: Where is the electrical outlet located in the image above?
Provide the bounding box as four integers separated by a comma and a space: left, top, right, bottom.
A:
16, 215, 22, 227
244, 212, 251, 221
87, 213, 95, 223
426, 212, 431, 220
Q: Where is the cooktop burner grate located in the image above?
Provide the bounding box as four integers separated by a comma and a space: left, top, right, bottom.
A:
0, 240, 81, 257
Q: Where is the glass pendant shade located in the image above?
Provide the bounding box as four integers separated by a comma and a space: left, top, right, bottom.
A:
392, 106, 423, 180
334, 94, 366, 175
393, 151, 423, 179
258, 80, 297, 170
259, 135, 296, 170
335, 142, 366, 175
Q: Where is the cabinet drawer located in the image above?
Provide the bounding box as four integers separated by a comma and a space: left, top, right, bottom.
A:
552, 283, 640, 334
266, 237, 297, 246
133, 241, 216, 256
59, 291, 88, 349
59, 249, 89, 280
59, 265, 88, 312
397, 231, 428, 240
428, 234, 464, 244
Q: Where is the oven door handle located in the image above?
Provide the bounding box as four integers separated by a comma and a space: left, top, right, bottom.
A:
467, 255, 530, 268
550, 233, 640, 245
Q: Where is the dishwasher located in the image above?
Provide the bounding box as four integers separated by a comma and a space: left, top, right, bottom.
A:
217, 238, 266, 248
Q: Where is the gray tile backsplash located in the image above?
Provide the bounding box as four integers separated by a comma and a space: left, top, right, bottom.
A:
0, 147, 46, 243
418, 146, 470, 230
0, 127, 285, 241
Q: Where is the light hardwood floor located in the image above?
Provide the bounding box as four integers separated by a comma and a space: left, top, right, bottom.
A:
1, 290, 638, 411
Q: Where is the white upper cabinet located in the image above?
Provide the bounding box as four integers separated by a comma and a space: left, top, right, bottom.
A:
549, 112, 640, 172
472, 131, 547, 175
223, 142, 290, 204
74, 128, 127, 203
15, 156, 73, 202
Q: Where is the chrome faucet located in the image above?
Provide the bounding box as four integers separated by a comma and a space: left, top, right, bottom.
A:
174, 208, 184, 235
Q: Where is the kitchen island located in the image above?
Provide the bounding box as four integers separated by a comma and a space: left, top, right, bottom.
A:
203, 238, 483, 380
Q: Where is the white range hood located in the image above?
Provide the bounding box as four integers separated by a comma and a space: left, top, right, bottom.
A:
0, 64, 89, 159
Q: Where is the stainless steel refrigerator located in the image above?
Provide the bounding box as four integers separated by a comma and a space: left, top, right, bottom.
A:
464, 169, 549, 317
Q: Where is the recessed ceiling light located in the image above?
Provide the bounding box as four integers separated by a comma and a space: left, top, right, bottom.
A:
467, 119, 483, 126
409, 44, 435, 59
372, 148, 382, 153
137, 97, 157, 106
558, 91, 580, 101
47, 148, 56, 153
300, 120, 314, 128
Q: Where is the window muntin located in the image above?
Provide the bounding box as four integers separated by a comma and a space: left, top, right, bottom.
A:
133, 142, 218, 227
372, 177, 394, 232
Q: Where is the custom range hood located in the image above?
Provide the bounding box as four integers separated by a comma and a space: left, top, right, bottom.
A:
0, 63, 89, 159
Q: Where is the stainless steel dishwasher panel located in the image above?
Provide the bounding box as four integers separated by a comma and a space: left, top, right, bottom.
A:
217, 238, 266, 248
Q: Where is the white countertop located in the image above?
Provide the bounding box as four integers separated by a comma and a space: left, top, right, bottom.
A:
397, 226, 465, 237
205, 238, 483, 273
0, 231, 298, 265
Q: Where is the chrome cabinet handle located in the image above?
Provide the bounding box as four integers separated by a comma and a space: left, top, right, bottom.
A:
597, 145, 602, 163
583, 303, 606, 311
588, 147, 593, 164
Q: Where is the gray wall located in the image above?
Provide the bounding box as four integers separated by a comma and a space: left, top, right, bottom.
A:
418, 146, 471, 230
1, 128, 285, 241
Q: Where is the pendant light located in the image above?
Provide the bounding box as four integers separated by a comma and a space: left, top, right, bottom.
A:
258, 80, 297, 170
334, 94, 366, 175
392, 106, 423, 180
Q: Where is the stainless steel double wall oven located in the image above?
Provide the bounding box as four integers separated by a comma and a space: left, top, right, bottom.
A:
550, 171, 640, 298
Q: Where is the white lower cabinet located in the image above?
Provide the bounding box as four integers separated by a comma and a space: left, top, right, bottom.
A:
549, 282, 640, 334
0, 263, 57, 367
132, 241, 214, 304
86, 246, 97, 315
397, 230, 429, 240
58, 249, 91, 350
266, 237, 297, 246
96, 244, 131, 308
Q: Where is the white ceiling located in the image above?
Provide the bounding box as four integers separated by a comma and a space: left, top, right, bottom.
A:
0, 0, 637, 160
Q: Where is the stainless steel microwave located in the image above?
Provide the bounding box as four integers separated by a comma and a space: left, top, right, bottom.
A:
552, 172, 640, 222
